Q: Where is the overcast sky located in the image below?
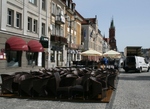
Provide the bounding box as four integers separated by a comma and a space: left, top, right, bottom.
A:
73, 0, 150, 52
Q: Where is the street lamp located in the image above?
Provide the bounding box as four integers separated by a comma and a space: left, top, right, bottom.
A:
65, 13, 77, 67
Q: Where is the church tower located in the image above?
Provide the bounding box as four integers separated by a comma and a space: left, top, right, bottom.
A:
109, 19, 117, 51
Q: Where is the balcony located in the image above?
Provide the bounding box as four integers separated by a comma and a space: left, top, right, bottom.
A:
72, 43, 78, 49
78, 45, 84, 50
51, 35, 59, 42
66, 3, 75, 14
59, 37, 67, 44
55, 15, 65, 25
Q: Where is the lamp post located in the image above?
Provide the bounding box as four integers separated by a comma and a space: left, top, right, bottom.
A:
65, 13, 77, 67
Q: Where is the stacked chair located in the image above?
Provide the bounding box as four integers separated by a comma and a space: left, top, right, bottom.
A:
0, 67, 118, 101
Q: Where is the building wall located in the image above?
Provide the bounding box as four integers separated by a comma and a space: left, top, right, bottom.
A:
0, 0, 51, 73
0, 0, 2, 28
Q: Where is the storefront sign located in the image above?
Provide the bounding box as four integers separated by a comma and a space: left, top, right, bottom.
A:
40, 36, 49, 48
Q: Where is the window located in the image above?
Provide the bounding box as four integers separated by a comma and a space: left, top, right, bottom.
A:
52, 24, 55, 35
60, 27, 63, 37
29, 0, 37, 5
77, 54, 80, 60
6, 51, 22, 67
7, 9, 14, 26
55, 25, 59, 36
60, 52, 63, 62
71, 36, 73, 43
73, 22, 77, 30
73, 36, 76, 44
56, 6, 61, 15
69, 2, 72, 9
67, 17, 70, 27
42, 23, 45, 35
16, 12, 21, 28
33, 19, 37, 33
66, 0, 69, 7
51, 50, 55, 62
51, 2, 55, 15
42, 0, 46, 10
26, 52, 38, 65
67, 34, 70, 43
28, 17, 32, 31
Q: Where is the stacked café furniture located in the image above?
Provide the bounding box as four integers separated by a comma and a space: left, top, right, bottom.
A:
0, 67, 118, 101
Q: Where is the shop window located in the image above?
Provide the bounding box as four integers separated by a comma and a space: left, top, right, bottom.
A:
60, 51, 63, 62
6, 51, 21, 67
77, 54, 80, 60
26, 52, 38, 66
51, 50, 55, 62
71, 54, 73, 61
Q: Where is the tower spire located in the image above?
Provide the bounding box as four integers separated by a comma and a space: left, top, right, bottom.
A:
110, 17, 114, 28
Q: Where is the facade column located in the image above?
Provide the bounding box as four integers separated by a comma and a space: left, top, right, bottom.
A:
38, 0, 42, 67
1, 0, 7, 30
46, 0, 51, 68
23, 0, 27, 35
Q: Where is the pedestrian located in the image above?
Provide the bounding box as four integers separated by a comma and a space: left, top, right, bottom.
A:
103, 57, 108, 68
101, 57, 108, 69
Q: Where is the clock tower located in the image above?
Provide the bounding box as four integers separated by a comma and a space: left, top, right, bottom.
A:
109, 19, 117, 51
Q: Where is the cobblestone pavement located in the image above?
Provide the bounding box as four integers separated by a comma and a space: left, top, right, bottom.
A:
111, 71, 150, 109
0, 97, 107, 109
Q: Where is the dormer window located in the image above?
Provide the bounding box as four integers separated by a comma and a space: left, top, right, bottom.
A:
66, 0, 69, 7
69, 2, 72, 9
72, 3, 76, 12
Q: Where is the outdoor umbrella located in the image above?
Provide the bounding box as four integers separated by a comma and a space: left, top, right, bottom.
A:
103, 50, 121, 59
80, 49, 102, 68
80, 49, 102, 56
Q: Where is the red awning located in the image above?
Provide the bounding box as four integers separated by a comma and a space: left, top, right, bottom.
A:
28, 40, 44, 52
6, 36, 28, 51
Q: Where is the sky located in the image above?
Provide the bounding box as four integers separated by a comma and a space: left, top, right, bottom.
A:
73, 0, 150, 52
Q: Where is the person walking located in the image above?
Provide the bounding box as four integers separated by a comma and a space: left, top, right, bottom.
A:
101, 57, 108, 69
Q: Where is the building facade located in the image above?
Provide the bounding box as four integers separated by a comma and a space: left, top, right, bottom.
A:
81, 15, 103, 61
50, 0, 66, 67
50, 0, 82, 67
0, 0, 50, 73
0, 0, 111, 73
103, 36, 110, 53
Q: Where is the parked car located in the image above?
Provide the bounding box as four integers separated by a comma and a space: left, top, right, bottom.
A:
123, 56, 150, 73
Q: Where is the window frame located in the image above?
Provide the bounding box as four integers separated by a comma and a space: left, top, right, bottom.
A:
29, 0, 37, 5
51, 50, 55, 62
55, 24, 60, 36
42, 0, 46, 10
33, 19, 37, 33
42, 23, 45, 35
52, 24, 55, 35
28, 17, 32, 32
7, 8, 14, 26
51, 2, 56, 15
60, 27, 63, 37
16, 12, 22, 28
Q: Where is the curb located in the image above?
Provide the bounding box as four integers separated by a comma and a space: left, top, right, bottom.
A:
105, 73, 120, 109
